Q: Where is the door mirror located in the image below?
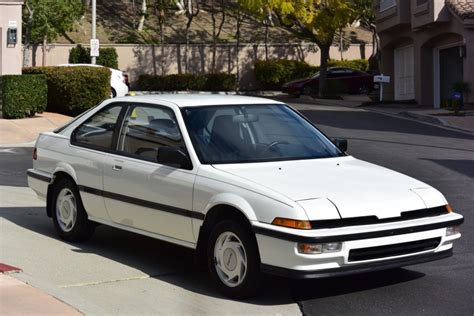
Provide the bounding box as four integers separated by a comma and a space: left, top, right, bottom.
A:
157, 147, 192, 170
333, 138, 348, 152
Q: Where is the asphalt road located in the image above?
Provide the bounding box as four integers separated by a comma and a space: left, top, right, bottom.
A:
1, 104, 473, 315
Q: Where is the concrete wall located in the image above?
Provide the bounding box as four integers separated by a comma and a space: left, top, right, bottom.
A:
25, 43, 372, 90
0, 1, 23, 75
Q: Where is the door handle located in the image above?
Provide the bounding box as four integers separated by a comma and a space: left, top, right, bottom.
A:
112, 164, 122, 171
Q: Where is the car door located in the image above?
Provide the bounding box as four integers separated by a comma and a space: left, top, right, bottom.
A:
102, 102, 196, 243
70, 102, 127, 222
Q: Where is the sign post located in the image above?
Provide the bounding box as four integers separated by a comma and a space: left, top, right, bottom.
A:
90, 39, 100, 59
374, 74, 391, 102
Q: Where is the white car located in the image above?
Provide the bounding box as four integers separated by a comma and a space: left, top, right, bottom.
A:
58, 64, 129, 97
27, 95, 463, 298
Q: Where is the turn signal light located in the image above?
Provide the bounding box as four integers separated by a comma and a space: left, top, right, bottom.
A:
271, 217, 312, 230
446, 204, 453, 213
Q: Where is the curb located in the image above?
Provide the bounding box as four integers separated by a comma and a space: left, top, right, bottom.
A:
398, 111, 449, 126
0, 141, 35, 148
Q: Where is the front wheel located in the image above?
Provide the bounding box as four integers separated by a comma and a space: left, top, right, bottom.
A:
51, 178, 95, 242
207, 220, 261, 299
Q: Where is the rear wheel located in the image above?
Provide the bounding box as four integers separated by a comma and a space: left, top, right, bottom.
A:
51, 178, 94, 242
207, 220, 261, 299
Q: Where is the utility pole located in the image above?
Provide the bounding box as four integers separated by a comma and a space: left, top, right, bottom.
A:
91, 0, 97, 64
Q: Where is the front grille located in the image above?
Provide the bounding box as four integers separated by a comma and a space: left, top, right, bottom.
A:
310, 206, 449, 229
348, 237, 441, 262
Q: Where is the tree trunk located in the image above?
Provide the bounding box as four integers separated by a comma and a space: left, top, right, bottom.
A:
184, 18, 192, 73
42, 37, 47, 66
211, 1, 216, 73
138, 0, 147, 31
264, 22, 269, 61
160, 21, 165, 75
235, 6, 241, 90
318, 44, 330, 98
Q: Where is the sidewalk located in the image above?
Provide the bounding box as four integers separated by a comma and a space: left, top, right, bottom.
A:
0, 112, 72, 147
0, 273, 81, 315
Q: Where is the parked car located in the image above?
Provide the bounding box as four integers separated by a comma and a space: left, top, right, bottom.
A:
27, 95, 463, 298
58, 64, 129, 97
282, 67, 375, 97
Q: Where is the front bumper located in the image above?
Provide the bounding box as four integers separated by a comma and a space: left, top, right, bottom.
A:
253, 213, 463, 278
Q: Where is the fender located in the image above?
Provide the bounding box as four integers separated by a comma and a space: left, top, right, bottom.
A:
52, 162, 78, 183
204, 192, 258, 221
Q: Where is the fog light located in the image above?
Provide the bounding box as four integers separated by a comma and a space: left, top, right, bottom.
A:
323, 242, 342, 252
297, 242, 343, 254
446, 225, 460, 236
297, 243, 322, 254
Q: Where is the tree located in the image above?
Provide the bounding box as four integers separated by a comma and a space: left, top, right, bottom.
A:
23, 0, 83, 67
210, 0, 226, 73
138, 0, 147, 31
155, 0, 172, 75
353, 0, 377, 57
240, 0, 359, 96
182, 0, 199, 73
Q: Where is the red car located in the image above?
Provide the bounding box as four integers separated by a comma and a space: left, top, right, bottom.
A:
282, 67, 375, 97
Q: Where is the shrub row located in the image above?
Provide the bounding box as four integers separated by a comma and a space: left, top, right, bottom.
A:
254, 58, 369, 89
137, 73, 237, 91
23, 66, 111, 116
69, 44, 119, 69
1, 75, 47, 119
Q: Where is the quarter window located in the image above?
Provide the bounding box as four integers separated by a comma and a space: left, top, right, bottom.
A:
72, 104, 123, 149
118, 105, 185, 162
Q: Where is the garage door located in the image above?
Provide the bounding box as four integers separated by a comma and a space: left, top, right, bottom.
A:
394, 45, 415, 100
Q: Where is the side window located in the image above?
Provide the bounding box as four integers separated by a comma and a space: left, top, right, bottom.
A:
72, 104, 123, 150
118, 104, 185, 162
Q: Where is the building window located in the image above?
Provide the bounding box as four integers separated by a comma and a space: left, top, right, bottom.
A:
380, 0, 396, 12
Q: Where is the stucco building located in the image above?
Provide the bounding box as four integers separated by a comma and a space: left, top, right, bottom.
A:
0, 0, 23, 75
376, 0, 474, 107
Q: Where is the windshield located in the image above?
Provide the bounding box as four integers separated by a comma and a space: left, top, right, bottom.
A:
183, 104, 343, 164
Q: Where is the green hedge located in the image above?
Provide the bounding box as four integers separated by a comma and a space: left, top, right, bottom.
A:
69, 44, 119, 69
137, 73, 236, 91
254, 60, 317, 90
23, 66, 110, 116
254, 58, 369, 89
1, 75, 47, 119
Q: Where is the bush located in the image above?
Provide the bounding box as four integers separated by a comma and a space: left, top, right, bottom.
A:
254, 60, 317, 90
254, 58, 369, 89
69, 45, 119, 69
23, 66, 110, 116
1, 75, 47, 119
137, 73, 236, 91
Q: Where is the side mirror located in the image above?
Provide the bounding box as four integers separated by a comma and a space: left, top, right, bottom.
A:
333, 138, 348, 152
157, 147, 192, 170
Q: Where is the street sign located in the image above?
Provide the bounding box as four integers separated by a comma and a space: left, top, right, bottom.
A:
90, 39, 100, 57
374, 75, 390, 83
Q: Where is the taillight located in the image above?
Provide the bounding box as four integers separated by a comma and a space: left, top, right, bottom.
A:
33, 147, 37, 160
123, 74, 129, 87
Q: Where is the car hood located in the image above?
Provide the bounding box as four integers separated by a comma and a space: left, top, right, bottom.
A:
212, 156, 446, 219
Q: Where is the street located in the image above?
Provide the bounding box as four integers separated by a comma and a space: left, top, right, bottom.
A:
1, 104, 473, 315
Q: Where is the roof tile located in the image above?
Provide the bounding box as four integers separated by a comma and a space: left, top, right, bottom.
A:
446, 0, 474, 20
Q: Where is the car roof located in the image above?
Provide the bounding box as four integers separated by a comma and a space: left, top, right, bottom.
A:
113, 94, 285, 108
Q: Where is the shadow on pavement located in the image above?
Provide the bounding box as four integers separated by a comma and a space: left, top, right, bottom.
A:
1, 206, 428, 305
300, 110, 474, 140
421, 159, 474, 178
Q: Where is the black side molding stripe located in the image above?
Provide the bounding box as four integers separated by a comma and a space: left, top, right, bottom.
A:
77, 185, 205, 220
26, 170, 52, 183
253, 217, 464, 243
261, 249, 453, 279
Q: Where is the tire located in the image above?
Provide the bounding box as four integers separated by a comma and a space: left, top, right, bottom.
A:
207, 220, 261, 299
51, 178, 95, 242
110, 88, 117, 98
